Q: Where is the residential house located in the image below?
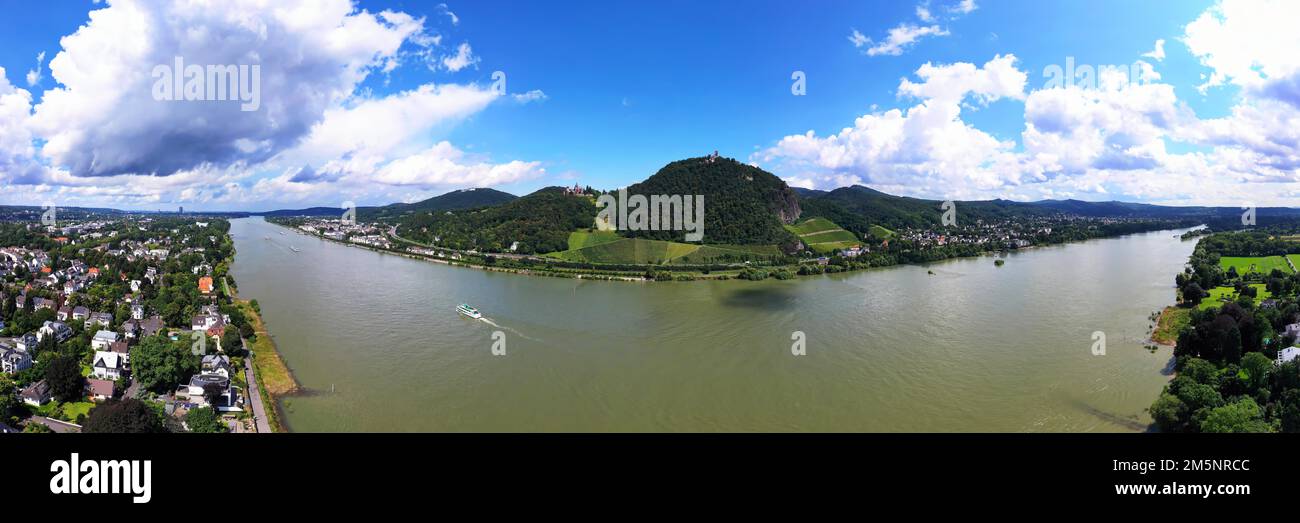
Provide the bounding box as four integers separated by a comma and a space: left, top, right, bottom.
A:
201, 354, 233, 378
91, 330, 120, 351
86, 379, 115, 402
1, 345, 32, 374
85, 312, 113, 330
37, 321, 73, 344
1280, 346, 1300, 366
122, 319, 139, 340
198, 276, 214, 294
32, 297, 55, 311
91, 351, 125, 380
131, 304, 145, 320
140, 315, 164, 338
108, 341, 130, 364
22, 380, 51, 407
71, 306, 90, 321
1284, 323, 1300, 340
178, 355, 241, 412
15, 332, 38, 352
57, 306, 72, 321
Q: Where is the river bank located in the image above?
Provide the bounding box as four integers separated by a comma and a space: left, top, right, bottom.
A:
271, 218, 1187, 284
223, 274, 300, 432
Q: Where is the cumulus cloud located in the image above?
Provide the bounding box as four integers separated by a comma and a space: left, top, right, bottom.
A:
0, 67, 44, 185
1184, 0, 1300, 108
755, 55, 1027, 197
28, 0, 426, 178
0, 0, 551, 210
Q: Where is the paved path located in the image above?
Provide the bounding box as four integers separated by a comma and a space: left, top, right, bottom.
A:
244, 352, 273, 434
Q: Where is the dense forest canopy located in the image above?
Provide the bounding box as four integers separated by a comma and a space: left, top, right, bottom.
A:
621, 157, 802, 249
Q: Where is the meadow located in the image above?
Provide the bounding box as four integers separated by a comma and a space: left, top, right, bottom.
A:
1218, 256, 1293, 276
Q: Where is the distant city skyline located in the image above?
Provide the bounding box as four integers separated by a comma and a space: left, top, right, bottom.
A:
1, 0, 1298, 211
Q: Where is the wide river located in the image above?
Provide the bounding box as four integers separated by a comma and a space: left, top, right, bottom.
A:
230, 217, 1193, 432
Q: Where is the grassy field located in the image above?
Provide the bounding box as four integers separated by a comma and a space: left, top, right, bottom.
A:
235, 299, 297, 432
548, 236, 783, 265
1288, 254, 1300, 272
549, 238, 699, 264
1153, 306, 1191, 345
566, 230, 622, 251
1219, 256, 1294, 275
62, 401, 94, 421
1199, 284, 1272, 310
868, 224, 896, 240
785, 218, 861, 254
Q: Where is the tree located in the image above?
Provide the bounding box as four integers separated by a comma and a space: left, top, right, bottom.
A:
1149, 393, 1188, 432
130, 336, 200, 393
83, 399, 166, 433
1200, 398, 1272, 433
185, 406, 226, 433
1240, 352, 1272, 392
1279, 390, 1300, 433
44, 355, 84, 403
1183, 283, 1206, 306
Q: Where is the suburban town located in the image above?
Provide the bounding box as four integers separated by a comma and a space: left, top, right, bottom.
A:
0, 214, 276, 433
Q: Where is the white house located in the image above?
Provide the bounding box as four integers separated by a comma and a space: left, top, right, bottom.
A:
91, 330, 120, 351
37, 321, 73, 344
91, 351, 125, 380
1279, 346, 1300, 366
1, 346, 32, 374
22, 380, 51, 407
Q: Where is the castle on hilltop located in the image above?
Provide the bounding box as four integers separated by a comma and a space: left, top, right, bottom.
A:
705, 150, 720, 164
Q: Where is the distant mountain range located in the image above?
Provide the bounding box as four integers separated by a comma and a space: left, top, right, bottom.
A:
5, 165, 1299, 234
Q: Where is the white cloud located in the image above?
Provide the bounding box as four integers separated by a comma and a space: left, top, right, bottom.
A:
847, 29, 869, 48
1142, 39, 1166, 61
916, 3, 935, 23
28, 0, 426, 178
25, 52, 45, 87
0, 0, 552, 210
440, 42, 479, 72
372, 141, 544, 187
857, 24, 949, 57
755, 56, 1028, 197
898, 54, 1027, 104
0, 67, 43, 186
281, 82, 500, 168
1183, 0, 1300, 100
950, 0, 978, 15
852, 0, 979, 57
438, 3, 460, 26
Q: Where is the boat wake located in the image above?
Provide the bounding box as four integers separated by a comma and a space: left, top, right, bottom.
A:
477, 317, 542, 343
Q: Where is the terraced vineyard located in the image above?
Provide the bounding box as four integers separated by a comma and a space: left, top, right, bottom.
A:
786, 217, 861, 254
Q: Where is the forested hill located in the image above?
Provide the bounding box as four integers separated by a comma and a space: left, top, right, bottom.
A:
622, 156, 802, 249
797, 185, 1300, 239
360, 188, 518, 221
395, 187, 596, 254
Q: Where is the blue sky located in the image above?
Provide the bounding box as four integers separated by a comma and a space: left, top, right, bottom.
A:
0, 0, 1297, 211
